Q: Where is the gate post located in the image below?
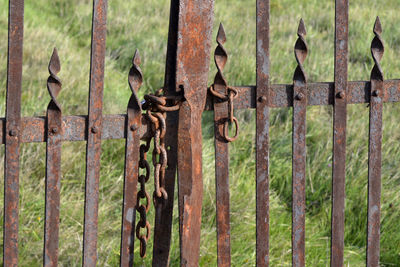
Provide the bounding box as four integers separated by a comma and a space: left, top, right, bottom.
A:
168, 1, 215, 266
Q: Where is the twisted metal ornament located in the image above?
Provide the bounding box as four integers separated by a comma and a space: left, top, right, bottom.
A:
293, 19, 308, 87
210, 23, 239, 142
214, 23, 228, 92
371, 17, 384, 83
128, 49, 143, 112
47, 48, 62, 111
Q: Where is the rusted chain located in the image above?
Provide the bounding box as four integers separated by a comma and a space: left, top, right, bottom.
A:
136, 139, 151, 257
143, 88, 183, 206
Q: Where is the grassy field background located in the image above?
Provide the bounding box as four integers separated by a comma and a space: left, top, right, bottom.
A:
1, 0, 400, 266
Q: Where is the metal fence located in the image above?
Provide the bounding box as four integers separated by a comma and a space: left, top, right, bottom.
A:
2, 0, 394, 266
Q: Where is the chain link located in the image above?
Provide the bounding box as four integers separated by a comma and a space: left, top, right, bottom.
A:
135, 88, 183, 257
136, 139, 151, 257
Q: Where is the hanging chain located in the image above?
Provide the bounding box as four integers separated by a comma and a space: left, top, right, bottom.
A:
135, 87, 183, 258
143, 88, 182, 205
136, 138, 151, 258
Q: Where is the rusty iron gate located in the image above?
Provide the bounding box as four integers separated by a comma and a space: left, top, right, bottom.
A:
1, 0, 395, 266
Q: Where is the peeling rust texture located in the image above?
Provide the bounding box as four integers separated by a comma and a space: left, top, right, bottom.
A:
256, 0, 270, 266
331, 1, 348, 266
152, 1, 179, 265
175, 1, 214, 266
44, 48, 63, 267
292, 19, 307, 267
120, 50, 142, 266
367, 17, 384, 267
212, 23, 231, 267
4, 0, 24, 266
83, 0, 108, 266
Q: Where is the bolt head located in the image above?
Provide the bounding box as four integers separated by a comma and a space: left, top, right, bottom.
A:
296, 93, 304, 101
258, 96, 267, 103
91, 126, 98, 134
337, 91, 345, 99
9, 129, 17, 137
130, 124, 138, 131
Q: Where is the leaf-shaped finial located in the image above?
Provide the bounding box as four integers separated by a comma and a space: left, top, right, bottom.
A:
47, 47, 62, 111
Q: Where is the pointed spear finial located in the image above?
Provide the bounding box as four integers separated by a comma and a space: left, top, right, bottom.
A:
371, 16, 384, 81
297, 18, 307, 37
213, 22, 228, 89
373, 16, 382, 35
293, 19, 308, 83
47, 47, 62, 111
217, 23, 227, 44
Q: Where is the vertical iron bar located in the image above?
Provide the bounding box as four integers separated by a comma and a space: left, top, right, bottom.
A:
175, 0, 214, 265
3, 0, 24, 266
331, 1, 348, 266
44, 48, 63, 267
120, 50, 142, 266
367, 17, 384, 267
83, 0, 108, 266
152, 2, 179, 265
292, 19, 308, 267
256, 1, 270, 266
213, 24, 231, 267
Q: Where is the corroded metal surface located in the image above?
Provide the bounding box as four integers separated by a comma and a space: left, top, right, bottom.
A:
44, 48, 63, 267
292, 19, 307, 267
4, 0, 24, 265
367, 17, 384, 267
212, 23, 231, 267
204, 79, 400, 110
83, 0, 108, 266
256, 0, 270, 266
120, 50, 142, 266
175, 0, 214, 265
331, 1, 348, 266
152, 1, 179, 264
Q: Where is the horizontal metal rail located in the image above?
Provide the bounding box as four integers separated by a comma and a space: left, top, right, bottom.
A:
0, 79, 396, 145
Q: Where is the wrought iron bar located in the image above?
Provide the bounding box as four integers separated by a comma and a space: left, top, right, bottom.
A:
4, 0, 24, 265
331, 1, 349, 266
367, 16, 384, 267
120, 50, 142, 266
44, 48, 63, 267
256, 0, 270, 266
212, 23, 231, 267
175, 0, 214, 265
83, 0, 108, 265
152, 1, 179, 264
292, 19, 308, 267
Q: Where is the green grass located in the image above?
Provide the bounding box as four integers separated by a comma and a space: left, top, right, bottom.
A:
1, 0, 400, 266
